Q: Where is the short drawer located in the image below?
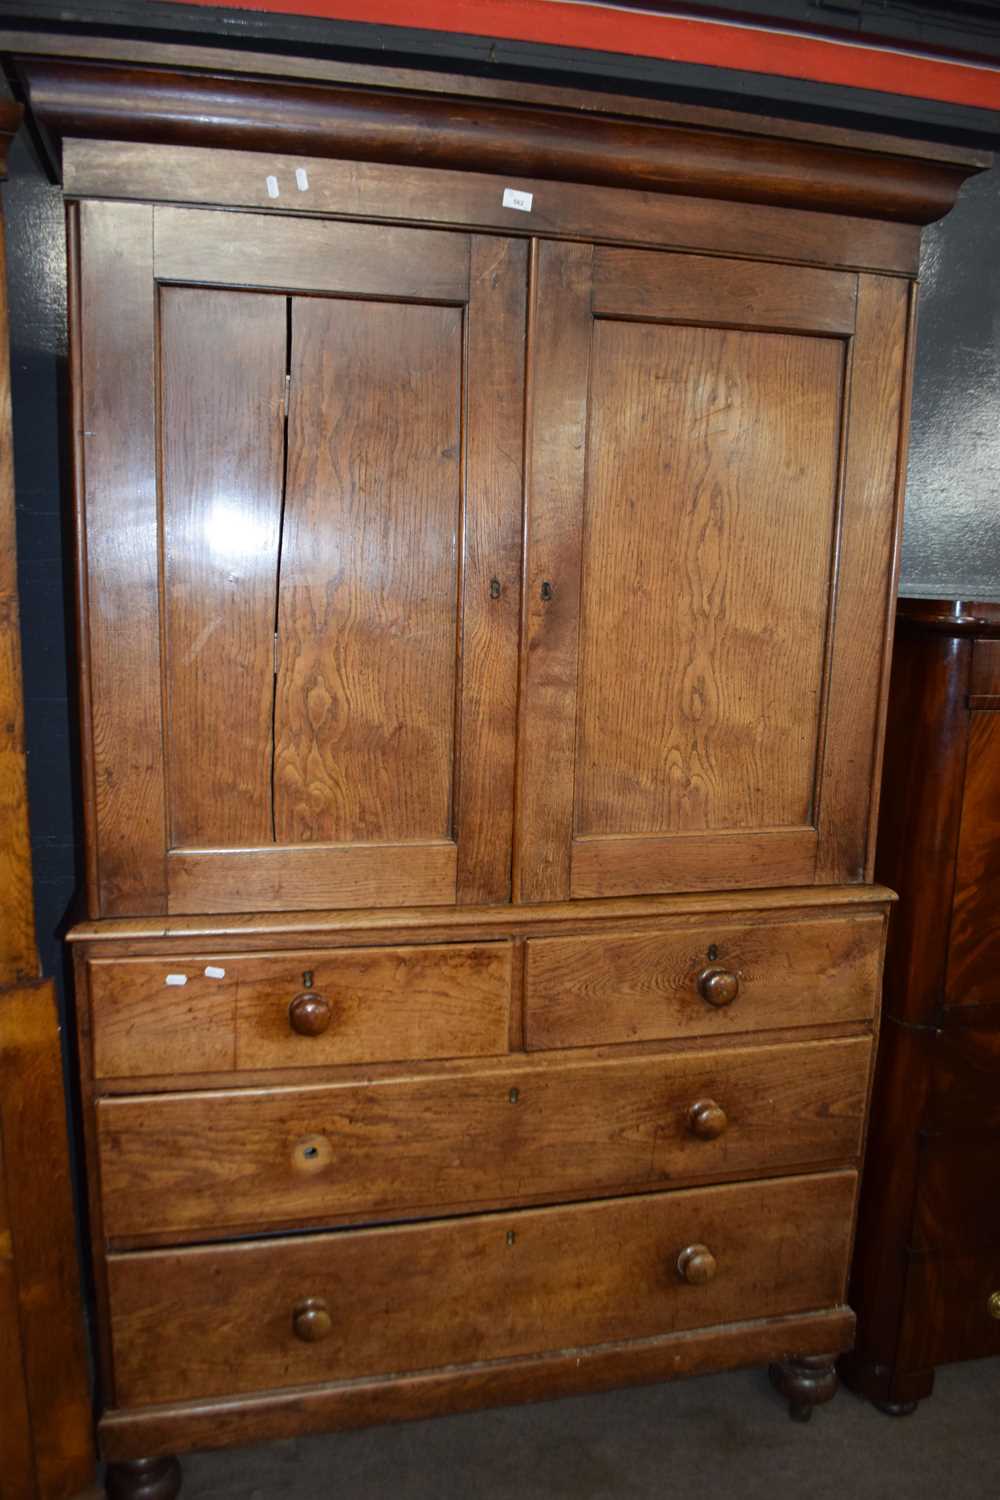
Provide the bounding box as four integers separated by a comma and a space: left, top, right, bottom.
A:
97, 1036, 871, 1241
899, 1249, 1000, 1371
524, 915, 882, 1050
87, 942, 513, 1080
107, 1168, 857, 1406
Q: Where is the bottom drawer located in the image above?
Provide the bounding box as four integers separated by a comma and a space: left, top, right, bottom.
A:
108, 1169, 856, 1407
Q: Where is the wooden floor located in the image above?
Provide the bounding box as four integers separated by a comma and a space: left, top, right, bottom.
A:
86, 1356, 1000, 1499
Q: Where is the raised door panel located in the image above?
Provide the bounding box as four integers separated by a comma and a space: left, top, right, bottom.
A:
74, 204, 525, 917
517, 244, 909, 902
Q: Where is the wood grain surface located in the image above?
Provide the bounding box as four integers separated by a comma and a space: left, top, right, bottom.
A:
107, 1171, 856, 1406
96, 1037, 870, 1239
161, 286, 286, 849
524, 913, 882, 1049
945, 712, 1000, 1008
154, 206, 470, 302
576, 320, 842, 840
88, 941, 512, 1079
76, 199, 166, 915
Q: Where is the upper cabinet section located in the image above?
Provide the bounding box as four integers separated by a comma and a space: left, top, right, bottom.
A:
51, 61, 988, 919
515, 244, 909, 903
73, 203, 525, 916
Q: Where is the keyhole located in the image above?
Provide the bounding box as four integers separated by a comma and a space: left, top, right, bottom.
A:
303, 1145, 318, 1159
707, 945, 719, 962
540, 581, 553, 602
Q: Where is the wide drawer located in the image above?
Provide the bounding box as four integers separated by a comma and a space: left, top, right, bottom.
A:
107, 1169, 857, 1406
97, 1036, 871, 1241
87, 942, 513, 1080
524, 914, 882, 1050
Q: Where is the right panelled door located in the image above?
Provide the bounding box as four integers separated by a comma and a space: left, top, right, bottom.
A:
517, 242, 910, 903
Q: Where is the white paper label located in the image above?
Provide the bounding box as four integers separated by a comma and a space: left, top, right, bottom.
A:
295, 167, 310, 191
502, 187, 533, 212
165, 973, 188, 987
204, 966, 226, 979
265, 174, 280, 198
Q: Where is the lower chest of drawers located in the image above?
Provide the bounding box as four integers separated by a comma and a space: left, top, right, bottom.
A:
73, 895, 887, 1424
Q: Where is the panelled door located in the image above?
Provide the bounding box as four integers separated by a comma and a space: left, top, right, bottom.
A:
75, 203, 525, 916
517, 243, 910, 902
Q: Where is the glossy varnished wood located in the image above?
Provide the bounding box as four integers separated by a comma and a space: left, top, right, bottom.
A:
24, 60, 983, 224
161, 286, 286, 850
96, 1038, 870, 1241
524, 914, 883, 1050
87, 941, 513, 1080
945, 712, 1000, 1009
106, 1172, 856, 1406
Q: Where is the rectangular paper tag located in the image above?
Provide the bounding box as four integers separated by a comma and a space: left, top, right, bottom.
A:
165, 973, 188, 987
502, 187, 533, 212
204, 965, 226, 979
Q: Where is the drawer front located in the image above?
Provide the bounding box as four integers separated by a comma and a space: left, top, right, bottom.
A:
88, 942, 512, 1080
98, 1037, 870, 1240
524, 915, 883, 1050
107, 1169, 857, 1405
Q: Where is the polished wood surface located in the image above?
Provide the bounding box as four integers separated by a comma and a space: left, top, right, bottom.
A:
107, 1172, 856, 1406
946, 712, 1000, 1008
96, 1038, 870, 1241
524, 914, 883, 1050
161, 288, 286, 851
88, 942, 513, 1080
23, 60, 983, 224
846, 598, 1000, 1411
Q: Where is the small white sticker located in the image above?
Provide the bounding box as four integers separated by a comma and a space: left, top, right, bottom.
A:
266, 175, 280, 199
165, 973, 188, 987
502, 187, 533, 212
204, 965, 226, 979
295, 167, 310, 191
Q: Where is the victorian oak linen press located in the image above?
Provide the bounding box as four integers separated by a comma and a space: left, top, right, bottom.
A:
18, 55, 986, 1498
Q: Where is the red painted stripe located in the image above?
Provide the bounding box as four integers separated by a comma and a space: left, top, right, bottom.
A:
162, 0, 1000, 111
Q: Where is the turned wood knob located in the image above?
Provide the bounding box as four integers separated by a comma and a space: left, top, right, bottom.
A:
688, 1099, 729, 1140
676, 1244, 717, 1285
289, 991, 333, 1037
697, 966, 740, 1007
293, 1296, 333, 1342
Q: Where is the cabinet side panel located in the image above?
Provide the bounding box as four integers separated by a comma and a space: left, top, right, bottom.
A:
161, 286, 287, 849
816, 275, 910, 884
77, 200, 166, 915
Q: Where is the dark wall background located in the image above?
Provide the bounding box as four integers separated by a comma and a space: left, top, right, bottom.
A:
3, 80, 998, 1156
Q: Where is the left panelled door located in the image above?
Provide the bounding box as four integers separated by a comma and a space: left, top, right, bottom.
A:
73, 202, 526, 917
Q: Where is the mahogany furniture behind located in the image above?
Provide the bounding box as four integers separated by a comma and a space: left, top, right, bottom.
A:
15, 53, 988, 1498
845, 598, 1000, 1413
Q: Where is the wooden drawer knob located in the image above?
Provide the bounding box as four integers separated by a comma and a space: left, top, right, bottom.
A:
688, 1099, 729, 1140
697, 966, 740, 1007
293, 1297, 333, 1342
289, 992, 333, 1037
676, 1244, 718, 1286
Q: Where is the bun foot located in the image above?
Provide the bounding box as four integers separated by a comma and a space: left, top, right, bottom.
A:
874, 1399, 920, 1418
769, 1355, 838, 1423
105, 1457, 182, 1500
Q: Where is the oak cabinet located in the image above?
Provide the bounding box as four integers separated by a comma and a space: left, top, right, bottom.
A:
23, 50, 986, 1498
